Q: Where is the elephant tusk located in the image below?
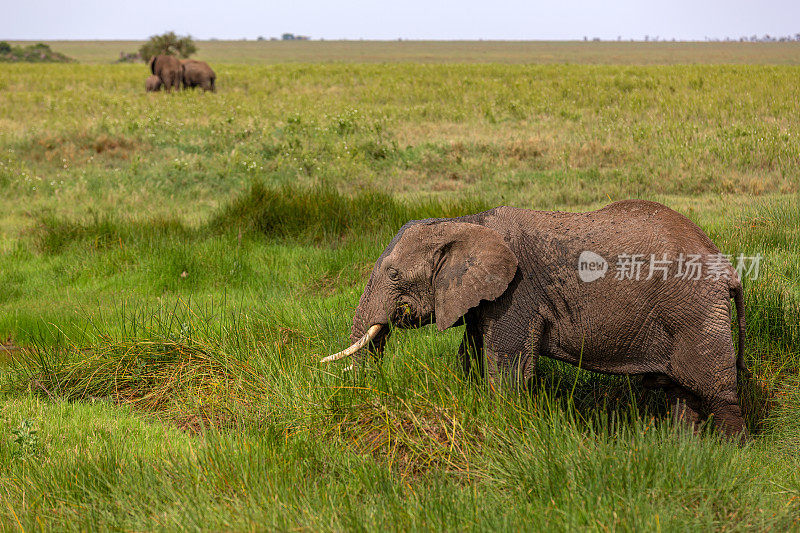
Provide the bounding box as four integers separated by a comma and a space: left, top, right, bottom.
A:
321, 324, 383, 363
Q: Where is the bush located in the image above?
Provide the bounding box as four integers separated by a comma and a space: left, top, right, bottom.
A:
139, 32, 197, 62
0, 42, 72, 63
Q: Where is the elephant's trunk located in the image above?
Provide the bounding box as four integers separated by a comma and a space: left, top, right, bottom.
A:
322, 271, 392, 365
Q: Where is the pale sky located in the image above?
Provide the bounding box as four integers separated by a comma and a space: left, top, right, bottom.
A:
3, 0, 800, 41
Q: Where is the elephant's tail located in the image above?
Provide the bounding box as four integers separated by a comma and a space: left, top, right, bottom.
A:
731, 282, 748, 376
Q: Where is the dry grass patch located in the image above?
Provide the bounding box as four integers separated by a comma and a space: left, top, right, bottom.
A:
503, 136, 551, 162
568, 140, 629, 169
322, 396, 484, 478
31, 132, 145, 166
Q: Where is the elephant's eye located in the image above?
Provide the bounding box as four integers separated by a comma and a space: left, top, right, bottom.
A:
387, 267, 400, 281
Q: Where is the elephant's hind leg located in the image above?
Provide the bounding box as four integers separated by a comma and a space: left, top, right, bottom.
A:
703, 369, 748, 442
669, 327, 748, 442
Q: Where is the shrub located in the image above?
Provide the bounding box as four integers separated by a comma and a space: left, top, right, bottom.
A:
0, 42, 72, 63
139, 32, 197, 62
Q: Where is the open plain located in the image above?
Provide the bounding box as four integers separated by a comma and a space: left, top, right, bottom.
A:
0, 41, 798, 530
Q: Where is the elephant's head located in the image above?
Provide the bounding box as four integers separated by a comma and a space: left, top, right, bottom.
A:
322, 220, 518, 364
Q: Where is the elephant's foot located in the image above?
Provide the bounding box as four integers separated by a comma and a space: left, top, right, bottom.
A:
707, 396, 749, 443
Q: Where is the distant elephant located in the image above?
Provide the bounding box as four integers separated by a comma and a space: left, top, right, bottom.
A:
148, 54, 182, 92
181, 59, 216, 91
145, 75, 162, 92
323, 200, 749, 440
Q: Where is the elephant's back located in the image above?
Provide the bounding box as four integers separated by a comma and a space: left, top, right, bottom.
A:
495, 201, 720, 256
183, 60, 214, 76
155, 55, 181, 71
591, 200, 720, 255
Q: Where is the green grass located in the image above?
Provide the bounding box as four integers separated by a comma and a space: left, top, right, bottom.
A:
2, 303, 799, 529
0, 60, 798, 530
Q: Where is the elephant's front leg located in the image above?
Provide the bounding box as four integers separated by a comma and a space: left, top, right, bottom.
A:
481, 314, 544, 389
458, 313, 484, 381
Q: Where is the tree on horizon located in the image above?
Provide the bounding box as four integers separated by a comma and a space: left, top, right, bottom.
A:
139, 32, 197, 62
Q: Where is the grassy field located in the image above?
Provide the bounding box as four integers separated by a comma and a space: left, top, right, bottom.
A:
8, 39, 800, 64
0, 52, 799, 530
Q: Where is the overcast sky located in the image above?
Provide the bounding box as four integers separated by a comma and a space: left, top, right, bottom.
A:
3, 0, 800, 41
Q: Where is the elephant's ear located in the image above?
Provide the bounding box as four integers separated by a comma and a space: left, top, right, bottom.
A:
432, 222, 518, 331
148, 56, 156, 74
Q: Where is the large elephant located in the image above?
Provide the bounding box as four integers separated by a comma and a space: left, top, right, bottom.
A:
148, 55, 182, 91
145, 75, 162, 92
181, 59, 216, 91
323, 200, 749, 440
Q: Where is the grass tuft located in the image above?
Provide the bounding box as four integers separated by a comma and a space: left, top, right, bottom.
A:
209, 181, 491, 242
210, 182, 403, 242
33, 212, 190, 254
12, 338, 268, 432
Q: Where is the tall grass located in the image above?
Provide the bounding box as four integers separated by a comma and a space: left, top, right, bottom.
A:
34, 212, 190, 254
3, 298, 799, 530
209, 181, 490, 243
32, 182, 491, 252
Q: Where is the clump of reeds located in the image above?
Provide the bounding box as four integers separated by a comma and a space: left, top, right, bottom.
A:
13, 338, 270, 431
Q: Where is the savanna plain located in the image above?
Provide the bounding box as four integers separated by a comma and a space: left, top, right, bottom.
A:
0, 42, 799, 530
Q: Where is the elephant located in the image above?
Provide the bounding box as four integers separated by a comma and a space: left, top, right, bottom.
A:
148, 54, 182, 92
145, 75, 162, 92
181, 59, 216, 91
322, 200, 749, 440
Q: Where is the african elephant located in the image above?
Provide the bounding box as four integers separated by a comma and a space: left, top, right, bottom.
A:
181, 59, 216, 91
145, 75, 162, 92
323, 200, 749, 440
148, 54, 182, 91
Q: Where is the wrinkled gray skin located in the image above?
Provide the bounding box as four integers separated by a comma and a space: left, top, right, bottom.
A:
148, 55, 182, 92
347, 200, 748, 440
145, 75, 162, 92
181, 59, 216, 92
